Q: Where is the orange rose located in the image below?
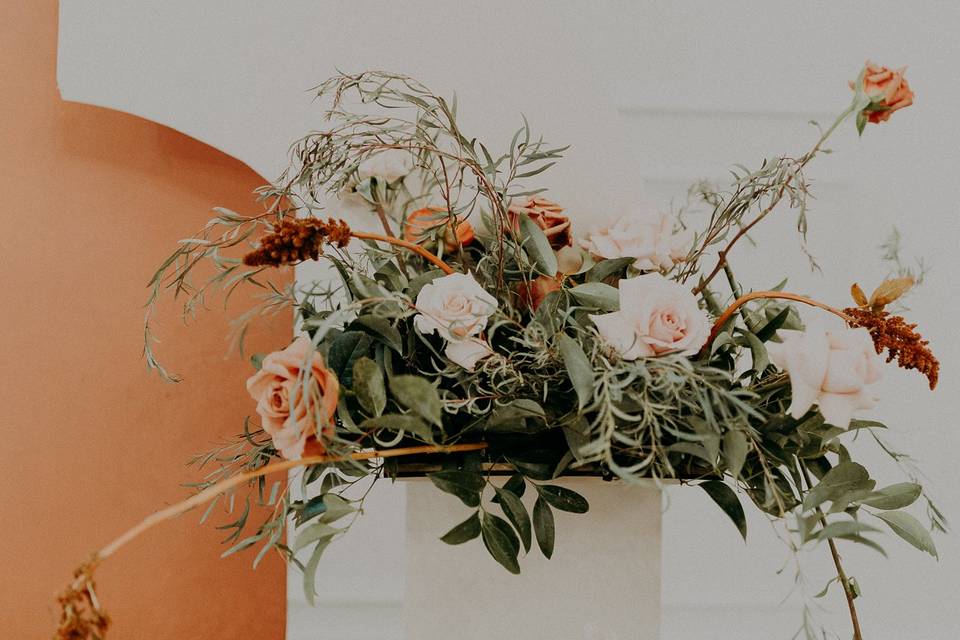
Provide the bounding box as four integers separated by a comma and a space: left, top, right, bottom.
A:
403, 207, 475, 252
851, 61, 914, 124
517, 275, 562, 311
246, 336, 339, 459
508, 197, 572, 250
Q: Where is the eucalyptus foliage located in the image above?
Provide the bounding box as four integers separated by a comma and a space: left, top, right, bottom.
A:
151, 70, 943, 639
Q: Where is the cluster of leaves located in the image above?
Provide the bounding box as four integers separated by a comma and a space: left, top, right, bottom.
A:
148, 71, 945, 638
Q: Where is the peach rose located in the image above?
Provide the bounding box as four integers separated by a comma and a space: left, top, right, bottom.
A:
579, 211, 692, 272
851, 61, 914, 124
590, 273, 710, 359
403, 207, 475, 252
767, 325, 882, 429
508, 197, 573, 250
245, 336, 339, 459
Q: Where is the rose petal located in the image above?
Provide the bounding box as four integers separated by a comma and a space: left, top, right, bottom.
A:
444, 338, 494, 371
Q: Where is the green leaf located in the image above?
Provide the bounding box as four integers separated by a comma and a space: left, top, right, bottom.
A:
532, 497, 555, 558
536, 485, 589, 514
351, 315, 403, 352
481, 513, 521, 574
495, 487, 532, 552
503, 473, 526, 498
814, 520, 881, 542
389, 375, 443, 427
359, 414, 433, 441
517, 214, 558, 275
352, 357, 386, 416
506, 456, 555, 481
802, 462, 875, 512
568, 282, 620, 311
406, 269, 443, 299
557, 333, 595, 410
327, 331, 373, 386
317, 494, 356, 524
485, 399, 547, 432
873, 511, 938, 558
861, 483, 923, 511
847, 419, 888, 431
700, 481, 747, 541
754, 307, 791, 342
302, 537, 334, 606
722, 430, 748, 479
295, 495, 327, 525
429, 470, 485, 508
738, 329, 769, 374
585, 256, 633, 283
440, 512, 481, 545
293, 521, 339, 553
562, 416, 591, 461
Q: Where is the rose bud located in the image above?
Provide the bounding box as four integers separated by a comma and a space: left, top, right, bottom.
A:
850, 61, 914, 127
403, 207, 475, 252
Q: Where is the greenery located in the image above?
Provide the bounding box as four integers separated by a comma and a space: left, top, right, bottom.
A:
142, 68, 943, 640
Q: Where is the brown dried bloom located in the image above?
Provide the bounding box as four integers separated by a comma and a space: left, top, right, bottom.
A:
844, 306, 939, 390
508, 197, 572, 250
243, 217, 352, 267
55, 559, 110, 640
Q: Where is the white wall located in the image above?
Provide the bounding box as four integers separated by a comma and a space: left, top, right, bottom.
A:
59, 2, 960, 638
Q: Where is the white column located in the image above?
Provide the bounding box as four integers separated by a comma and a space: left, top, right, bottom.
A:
403, 478, 662, 640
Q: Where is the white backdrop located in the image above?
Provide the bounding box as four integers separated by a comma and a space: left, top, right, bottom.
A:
59, 2, 960, 638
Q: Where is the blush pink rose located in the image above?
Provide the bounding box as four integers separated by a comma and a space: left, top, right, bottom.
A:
246, 336, 340, 459
767, 326, 882, 429
590, 273, 711, 359
579, 211, 693, 272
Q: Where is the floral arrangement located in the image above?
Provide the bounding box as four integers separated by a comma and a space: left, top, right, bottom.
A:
57, 63, 942, 640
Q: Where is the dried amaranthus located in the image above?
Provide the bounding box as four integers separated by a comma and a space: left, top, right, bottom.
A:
844, 306, 940, 390
54, 559, 110, 640
243, 217, 352, 267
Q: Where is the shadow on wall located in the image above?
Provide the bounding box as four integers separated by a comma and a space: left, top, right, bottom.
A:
0, 1, 288, 638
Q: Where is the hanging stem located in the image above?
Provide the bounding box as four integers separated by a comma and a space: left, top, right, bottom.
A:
702, 290, 851, 356
98, 442, 485, 561
351, 230, 455, 274
800, 465, 864, 640
57, 442, 487, 639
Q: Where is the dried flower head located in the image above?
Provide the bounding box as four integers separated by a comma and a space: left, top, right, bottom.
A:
851, 276, 915, 312
845, 306, 939, 390
243, 217, 352, 267
55, 559, 110, 640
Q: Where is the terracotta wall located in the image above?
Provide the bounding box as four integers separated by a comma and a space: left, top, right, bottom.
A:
1, 2, 287, 637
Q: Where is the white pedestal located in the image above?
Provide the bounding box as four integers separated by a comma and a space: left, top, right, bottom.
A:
403, 478, 662, 640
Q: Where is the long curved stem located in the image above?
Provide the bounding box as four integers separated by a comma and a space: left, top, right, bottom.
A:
702, 290, 851, 355
98, 442, 485, 561
351, 230, 455, 275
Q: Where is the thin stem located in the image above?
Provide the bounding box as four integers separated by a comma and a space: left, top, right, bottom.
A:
800, 464, 864, 640
372, 202, 409, 277
351, 230, 455, 274
693, 102, 858, 296
702, 290, 851, 356
97, 442, 485, 560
